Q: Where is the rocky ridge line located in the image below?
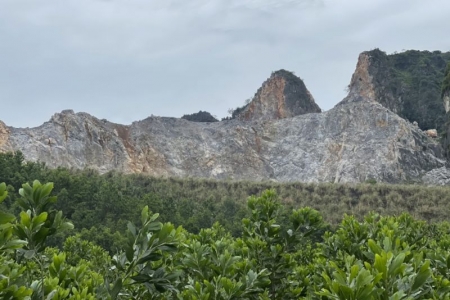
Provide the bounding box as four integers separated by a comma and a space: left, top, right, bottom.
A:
0, 102, 445, 183
0, 61, 448, 184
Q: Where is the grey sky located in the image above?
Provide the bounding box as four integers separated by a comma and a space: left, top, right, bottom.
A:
1, 0, 449, 128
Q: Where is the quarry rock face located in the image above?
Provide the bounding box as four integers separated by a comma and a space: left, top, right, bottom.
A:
339, 52, 378, 104
423, 167, 450, 186
0, 63, 448, 184
0, 120, 10, 149
338, 51, 400, 113
0, 102, 445, 184
339, 49, 450, 133
237, 70, 321, 121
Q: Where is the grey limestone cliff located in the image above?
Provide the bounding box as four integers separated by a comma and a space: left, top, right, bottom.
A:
1, 60, 448, 184
0, 101, 445, 183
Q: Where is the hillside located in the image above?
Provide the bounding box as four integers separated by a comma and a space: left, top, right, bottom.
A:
341, 49, 450, 131
1, 50, 450, 185
2, 151, 450, 247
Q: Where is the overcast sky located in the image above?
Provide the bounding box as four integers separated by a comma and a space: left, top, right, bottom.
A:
1, 0, 449, 128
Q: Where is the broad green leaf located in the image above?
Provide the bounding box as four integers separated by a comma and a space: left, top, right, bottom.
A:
127, 222, 137, 237
19, 211, 31, 227
32, 212, 48, 228
5, 239, 27, 249
110, 278, 122, 300
0, 211, 15, 224
368, 239, 382, 255
411, 260, 431, 292
389, 252, 405, 276
0, 182, 7, 202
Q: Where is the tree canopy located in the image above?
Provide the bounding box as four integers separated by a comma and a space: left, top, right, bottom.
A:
2, 182, 450, 299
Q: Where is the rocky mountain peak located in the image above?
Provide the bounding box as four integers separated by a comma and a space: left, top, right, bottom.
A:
338, 49, 450, 132
342, 52, 376, 103
1, 51, 450, 185
337, 49, 409, 115
236, 69, 321, 121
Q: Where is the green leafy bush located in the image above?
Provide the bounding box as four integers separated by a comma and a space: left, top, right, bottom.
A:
3, 183, 450, 299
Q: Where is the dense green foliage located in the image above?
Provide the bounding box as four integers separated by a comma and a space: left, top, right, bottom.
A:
443, 63, 450, 97
3, 151, 450, 254
181, 111, 218, 123
2, 181, 450, 299
392, 50, 450, 131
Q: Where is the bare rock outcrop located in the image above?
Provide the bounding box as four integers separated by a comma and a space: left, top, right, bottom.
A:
237, 70, 321, 121
423, 167, 450, 186
0, 120, 10, 149
0, 100, 444, 183
338, 50, 400, 112
339, 52, 378, 104
1, 61, 448, 184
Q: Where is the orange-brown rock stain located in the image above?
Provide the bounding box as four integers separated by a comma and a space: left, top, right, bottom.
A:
240, 76, 287, 121
0, 121, 10, 150
115, 125, 134, 153
114, 124, 168, 175
344, 53, 377, 102
376, 120, 388, 127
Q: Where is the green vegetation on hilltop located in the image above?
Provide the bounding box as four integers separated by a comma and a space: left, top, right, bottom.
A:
181, 111, 218, 122
443, 62, 450, 97
367, 49, 450, 132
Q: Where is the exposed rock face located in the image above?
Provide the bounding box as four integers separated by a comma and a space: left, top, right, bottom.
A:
0, 101, 445, 183
237, 70, 321, 121
423, 167, 450, 186
339, 52, 377, 104
426, 129, 438, 138
444, 92, 450, 113
2, 58, 450, 184
338, 51, 399, 112
0, 121, 10, 149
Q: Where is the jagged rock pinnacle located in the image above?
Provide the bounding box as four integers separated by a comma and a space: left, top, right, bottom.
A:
237, 69, 321, 121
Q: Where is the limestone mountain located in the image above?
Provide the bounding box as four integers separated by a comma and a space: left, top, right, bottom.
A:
235, 69, 321, 121
0, 54, 448, 184
339, 49, 450, 132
